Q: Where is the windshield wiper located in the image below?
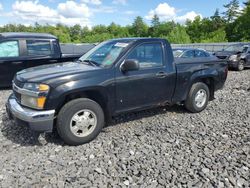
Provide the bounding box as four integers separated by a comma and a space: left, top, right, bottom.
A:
78, 59, 99, 67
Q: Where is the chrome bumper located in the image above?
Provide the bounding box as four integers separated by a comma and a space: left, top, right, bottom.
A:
6, 94, 55, 132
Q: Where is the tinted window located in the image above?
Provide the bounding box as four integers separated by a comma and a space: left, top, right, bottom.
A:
80, 41, 131, 67
195, 50, 208, 57
127, 43, 163, 68
0, 41, 19, 58
242, 46, 248, 53
27, 40, 52, 56
182, 50, 194, 58
173, 49, 184, 58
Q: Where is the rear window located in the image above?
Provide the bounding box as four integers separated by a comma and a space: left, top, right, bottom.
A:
195, 50, 209, 57
0, 40, 19, 58
26, 40, 52, 56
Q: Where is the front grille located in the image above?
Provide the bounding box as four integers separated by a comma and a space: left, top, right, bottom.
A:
13, 90, 21, 103
13, 77, 24, 104
13, 76, 24, 88
217, 55, 228, 60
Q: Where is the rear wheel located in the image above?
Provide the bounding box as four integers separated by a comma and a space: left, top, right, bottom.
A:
57, 98, 104, 145
185, 82, 210, 113
237, 60, 245, 71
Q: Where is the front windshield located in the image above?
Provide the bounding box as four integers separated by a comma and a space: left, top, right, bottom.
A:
224, 45, 245, 52
79, 40, 132, 67
173, 49, 184, 57
242, 46, 249, 53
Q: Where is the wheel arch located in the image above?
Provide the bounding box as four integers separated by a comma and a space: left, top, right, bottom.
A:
55, 87, 111, 121
188, 75, 216, 101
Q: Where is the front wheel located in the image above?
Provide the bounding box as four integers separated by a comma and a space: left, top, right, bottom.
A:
57, 98, 105, 145
236, 60, 245, 71
185, 82, 210, 113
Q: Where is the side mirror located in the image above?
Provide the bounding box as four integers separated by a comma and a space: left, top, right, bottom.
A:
120, 59, 139, 72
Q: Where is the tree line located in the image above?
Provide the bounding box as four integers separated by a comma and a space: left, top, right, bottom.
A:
0, 0, 249, 44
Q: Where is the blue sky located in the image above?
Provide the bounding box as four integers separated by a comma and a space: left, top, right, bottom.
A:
0, 0, 245, 27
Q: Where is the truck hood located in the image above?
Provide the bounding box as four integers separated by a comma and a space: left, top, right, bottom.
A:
215, 51, 236, 59
16, 62, 101, 84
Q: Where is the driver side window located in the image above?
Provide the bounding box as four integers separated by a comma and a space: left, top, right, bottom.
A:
0, 40, 19, 58
126, 43, 163, 69
182, 50, 194, 58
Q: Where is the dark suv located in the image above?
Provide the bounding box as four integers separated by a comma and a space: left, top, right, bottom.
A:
215, 44, 250, 71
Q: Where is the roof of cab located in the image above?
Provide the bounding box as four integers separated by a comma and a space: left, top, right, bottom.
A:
173, 47, 207, 51
106, 38, 170, 46
0, 32, 57, 39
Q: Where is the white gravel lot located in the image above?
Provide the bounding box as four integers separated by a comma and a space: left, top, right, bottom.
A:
0, 70, 249, 187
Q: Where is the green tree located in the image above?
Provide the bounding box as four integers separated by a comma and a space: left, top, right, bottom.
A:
149, 14, 161, 37
201, 29, 228, 43
228, 0, 250, 41
69, 24, 81, 42
186, 16, 203, 42
223, 0, 241, 22
166, 25, 191, 44
131, 16, 148, 37
210, 9, 226, 31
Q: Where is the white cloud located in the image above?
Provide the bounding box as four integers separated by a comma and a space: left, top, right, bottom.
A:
175, 11, 200, 23
9, 0, 91, 26
124, 10, 138, 15
145, 3, 176, 21
12, 1, 58, 19
0, 3, 3, 11
112, 0, 127, 5
58, 1, 90, 18
92, 6, 116, 13
145, 3, 201, 23
81, 0, 102, 5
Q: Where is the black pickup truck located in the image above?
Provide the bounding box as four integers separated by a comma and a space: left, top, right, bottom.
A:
6, 38, 228, 145
0, 32, 83, 87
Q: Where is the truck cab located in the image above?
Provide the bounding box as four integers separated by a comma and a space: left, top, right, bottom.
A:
0, 32, 81, 87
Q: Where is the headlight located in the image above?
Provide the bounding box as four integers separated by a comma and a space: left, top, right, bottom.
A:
21, 83, 50, 109
229, 55, 238, 61
23, 83, 49, 92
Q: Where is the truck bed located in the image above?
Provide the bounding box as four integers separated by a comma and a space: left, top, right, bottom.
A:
173, 58, 228, 103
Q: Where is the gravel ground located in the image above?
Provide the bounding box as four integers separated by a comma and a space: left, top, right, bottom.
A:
0, 70, 249, 187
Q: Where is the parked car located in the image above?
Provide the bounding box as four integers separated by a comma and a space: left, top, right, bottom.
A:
0, 32, 83, 87
215, 43, 250, 71
173, 48, 218, 60
6, 38, 228, 145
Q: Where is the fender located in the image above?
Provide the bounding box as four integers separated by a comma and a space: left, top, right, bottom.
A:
45, 77, 115, 115
173, 68, 218, 103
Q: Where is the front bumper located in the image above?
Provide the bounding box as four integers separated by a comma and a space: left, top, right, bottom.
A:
228, 60, 239, 68
6, 94, 55, 132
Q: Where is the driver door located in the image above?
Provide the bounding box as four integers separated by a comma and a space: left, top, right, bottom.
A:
115, 42, 176, 113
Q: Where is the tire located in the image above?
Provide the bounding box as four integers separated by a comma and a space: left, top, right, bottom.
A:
185, 82, 210, 113
57, 98, 104, 145
236, 60, 245, 71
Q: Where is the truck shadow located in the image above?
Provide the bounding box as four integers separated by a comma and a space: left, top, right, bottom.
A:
1, 105, 187, 146
108, 105, 186, 127
0, 87, 12, 90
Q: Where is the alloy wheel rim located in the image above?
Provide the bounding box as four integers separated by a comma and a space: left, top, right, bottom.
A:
70, 109, 97, 137
194, 89, 207, 108
239, 62, 244, 70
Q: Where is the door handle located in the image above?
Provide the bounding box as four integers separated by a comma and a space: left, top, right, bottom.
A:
12, 61, 23, 65
156, 72, 167, 78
